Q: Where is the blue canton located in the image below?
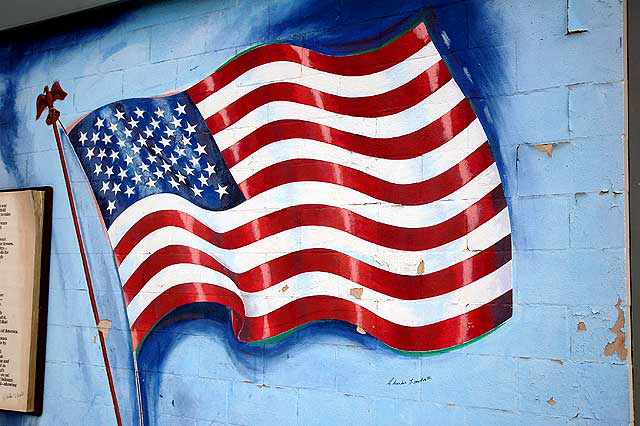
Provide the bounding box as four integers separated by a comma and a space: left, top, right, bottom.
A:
67, 92, 245, 227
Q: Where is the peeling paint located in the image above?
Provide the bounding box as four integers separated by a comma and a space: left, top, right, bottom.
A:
417, 260, 425, 274
577, 321, 587, 331
603, 298, 627, 361
281, 284, 289, 293
534, 143, 554, 157
547, 397, 557, 405
350, 288, 363, 299
356, 326, 366, 335
98, 319, 112, 339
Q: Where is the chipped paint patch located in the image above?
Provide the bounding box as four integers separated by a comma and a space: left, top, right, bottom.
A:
603, 298, 627, 361
547, 397, 557, 405
417, 260, 425, 274
98, 319, 112, 339
534, 143, 554, 158
356, 326, 366, 335
577, 321, 587, 331
350, 288, 363, 299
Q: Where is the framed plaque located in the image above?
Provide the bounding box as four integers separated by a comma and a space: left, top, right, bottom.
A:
0, 187, 52, 414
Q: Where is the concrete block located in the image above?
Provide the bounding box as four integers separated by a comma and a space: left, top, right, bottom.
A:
228, 382, 297, 426
122, 60, 177, 98
511, 195, 571, 250
570, 192, 624, 249
150, 16, 208, 63
569, 83, 624, 138
419, 353, 518, 410
73, 71, 124, 113
298, 388, 372, 426
517, 29, 622, 91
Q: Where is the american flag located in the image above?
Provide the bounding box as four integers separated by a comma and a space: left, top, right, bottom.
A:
67, 21, 512, 352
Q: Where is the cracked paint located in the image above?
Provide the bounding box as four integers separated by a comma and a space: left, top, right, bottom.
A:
603, 298, 627, 361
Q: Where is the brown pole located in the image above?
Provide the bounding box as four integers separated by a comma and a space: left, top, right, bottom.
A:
38, 84, 123, 426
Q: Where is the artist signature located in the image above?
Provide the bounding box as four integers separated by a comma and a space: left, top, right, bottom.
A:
386, 376, 432, 385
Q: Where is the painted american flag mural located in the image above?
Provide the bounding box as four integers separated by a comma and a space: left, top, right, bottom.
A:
66, 20, 512, 353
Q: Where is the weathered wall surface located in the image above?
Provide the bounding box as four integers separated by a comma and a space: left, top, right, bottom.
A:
0, 0, 629, 425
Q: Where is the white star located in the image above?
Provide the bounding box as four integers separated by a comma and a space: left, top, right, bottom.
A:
168, 178, 179, 189
184, 165, 194, 176
137, 135, 147, 146
91, 132, 101, 143
106, 200, 116, 214
170, 116, 182, 128
116, 139, 126, 148
161, 162, 172, 173
100, 181, 110, 194
168, 154, 179, 165
105, 165, 114, 179
124, 154, 134, 166
124, 186, 135, 198
78, 132, 88, 144
102, 133, 113, 144
214, 184, 228, 199
143, 128, 154, 138
150, 118, 161, 129
195, 144, 207, 156
154, 107, 165, 118
123, 128, 133, 138
204, 162, 216, 175
108, 122, 118, 132
175, 103, 186, 116
176, 147, 186, 157
93, 163, 102, 176
180, 137, 191, 146
128, 117, 139, 128
95, 117, 105, 129
184, 122, 197, 136
153, 168, 164, 180
176, 172, 187, 183
97, 149, 107, 160
145, 179, 157, 188
85, 147, 95, 160
109, 150, 119, 161
117, 167, 128, 179
192, 186, 203, 197
189, 157, 200, 168
132, 172, 142, 184
139, 162, 150, 173
163, 127, 176, 137
114, 109, 125, 120
197, 174, 209, 186
112, 182, 121, 195
158, 137, 171, 147
146, 152, 157, 163
132, 145, 141, 154
134, 107, 145, 119
152, 146, 163, 155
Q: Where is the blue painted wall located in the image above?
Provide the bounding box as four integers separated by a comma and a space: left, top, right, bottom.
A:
0, 0, 628, 425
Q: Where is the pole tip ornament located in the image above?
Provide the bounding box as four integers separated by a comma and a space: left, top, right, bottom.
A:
36, 81, 67, 125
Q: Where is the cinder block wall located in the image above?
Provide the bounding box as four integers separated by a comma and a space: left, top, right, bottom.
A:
0, 0, 629, 425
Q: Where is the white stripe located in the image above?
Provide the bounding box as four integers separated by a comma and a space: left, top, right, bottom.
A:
211, 79, 465, 151
196, 42, 440, 118
117, 207, 510, 284
108, 164, 503, 246
126, 261, 512, 327
230, 119, 486, 184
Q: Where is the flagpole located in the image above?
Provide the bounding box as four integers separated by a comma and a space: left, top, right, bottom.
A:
37, 83, 123, 426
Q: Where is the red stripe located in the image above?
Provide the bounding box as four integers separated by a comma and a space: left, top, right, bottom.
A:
187, 23, 430, 104
238, 142, 495, 204
122, 235, 511, 304
205, 61, 452, 133
114, 185, 506, 264
130, 288, 512, 352
222, 99, 477, 167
